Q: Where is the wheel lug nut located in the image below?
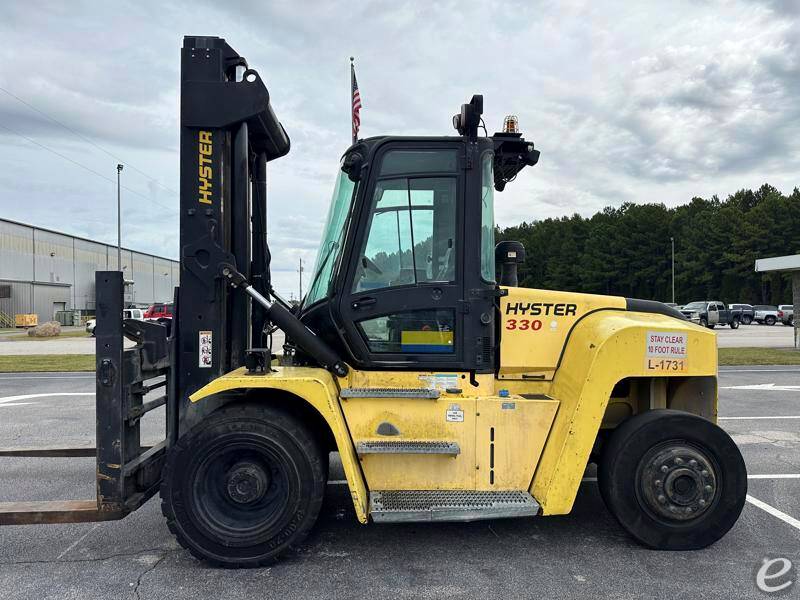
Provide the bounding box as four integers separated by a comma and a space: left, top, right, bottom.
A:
699, 499, 706, 506
701, 470, 709, 477
689, 459, 698, 467
657, 495, 666, 504
704, 485, 713, 493
675, 457, 684, 465
661, 465, 669, 473
686, 507, 693, 513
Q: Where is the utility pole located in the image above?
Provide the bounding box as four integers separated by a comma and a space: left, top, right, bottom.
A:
299, 258, 304, 301
671, 236, 675, 304
117, 164, 124, 271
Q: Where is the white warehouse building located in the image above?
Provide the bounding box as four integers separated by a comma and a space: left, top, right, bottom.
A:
0, 218, 179, 324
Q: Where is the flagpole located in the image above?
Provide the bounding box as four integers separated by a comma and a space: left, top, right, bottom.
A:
350, 56, 355, 145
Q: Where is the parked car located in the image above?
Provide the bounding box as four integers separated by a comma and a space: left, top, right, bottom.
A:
679, 301, 741, 329
144, 303, 174, 324
778, 304, 794, 326
86, 308, 145, 336
729, 303, 755, 325
753, 304, 779, 326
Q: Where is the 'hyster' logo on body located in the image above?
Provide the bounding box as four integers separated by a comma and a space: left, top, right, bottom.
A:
505, 302, 578, 316
198, 130, 213, 205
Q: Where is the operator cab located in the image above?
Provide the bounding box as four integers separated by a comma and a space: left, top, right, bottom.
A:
298, 95, 539, 374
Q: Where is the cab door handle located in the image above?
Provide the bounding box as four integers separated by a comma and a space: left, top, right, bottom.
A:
351, 297, 377, 310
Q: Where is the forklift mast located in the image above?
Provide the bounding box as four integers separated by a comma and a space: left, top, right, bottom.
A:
0, 36, 295, 525
178, 36, 289, 425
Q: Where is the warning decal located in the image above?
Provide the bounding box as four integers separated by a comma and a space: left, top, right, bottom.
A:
199, 330, 212, 368
446, 404, 464, 423
646, 331, 687, 358
645, 331, 687, 373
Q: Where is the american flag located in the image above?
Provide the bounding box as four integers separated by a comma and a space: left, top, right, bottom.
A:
351, 59, 362, 144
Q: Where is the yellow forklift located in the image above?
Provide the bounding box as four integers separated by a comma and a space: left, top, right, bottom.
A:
0, 36, 746, 567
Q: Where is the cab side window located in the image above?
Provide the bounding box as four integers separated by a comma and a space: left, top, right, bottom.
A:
353, 149, 458, 293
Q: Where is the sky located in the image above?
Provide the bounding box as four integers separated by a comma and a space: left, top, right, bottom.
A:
0, 0, 797, 298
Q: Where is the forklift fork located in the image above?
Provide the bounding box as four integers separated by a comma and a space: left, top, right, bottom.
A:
0, 271, 175, 525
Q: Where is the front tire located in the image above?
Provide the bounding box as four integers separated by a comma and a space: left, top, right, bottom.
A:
699, 317, 708, 328
729, 318, 739, 329
160, 403, 326, 567
742, 315, 752, 325
598, 410, 746, 550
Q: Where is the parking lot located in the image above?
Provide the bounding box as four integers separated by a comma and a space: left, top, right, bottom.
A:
0, 323, 793, 357
0, 367, 797, 599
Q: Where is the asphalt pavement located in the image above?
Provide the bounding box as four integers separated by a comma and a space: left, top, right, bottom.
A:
0, 368, 798, 599
0, 323, 791, 357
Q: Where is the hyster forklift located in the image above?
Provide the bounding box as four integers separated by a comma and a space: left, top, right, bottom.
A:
0, 36, 747, 566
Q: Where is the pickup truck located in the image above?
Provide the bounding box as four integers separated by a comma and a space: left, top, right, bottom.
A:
85, 308, 145, 336
729, 303, 755, 325
680, 301, 741, 329
778, 304, 794, 326
753, 305, 779, 326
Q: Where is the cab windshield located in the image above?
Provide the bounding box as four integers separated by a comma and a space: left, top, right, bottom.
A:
304, 169, 358, 307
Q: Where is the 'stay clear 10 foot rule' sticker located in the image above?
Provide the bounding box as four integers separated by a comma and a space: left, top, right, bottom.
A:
645, 331, 688, 373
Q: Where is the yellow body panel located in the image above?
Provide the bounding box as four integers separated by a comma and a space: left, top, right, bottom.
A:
343, 396, 478, 490
188, 366, 370, 524
188, 289, 717, 524
474, 395, 559, 490
528, 310, 717, 515
499, 287, 627, 379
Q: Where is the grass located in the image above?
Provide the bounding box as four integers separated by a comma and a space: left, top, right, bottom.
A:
718, 346, 800, 366
7, 330, 91, 341
0, 347, 795, 372
0, 354, 95, 372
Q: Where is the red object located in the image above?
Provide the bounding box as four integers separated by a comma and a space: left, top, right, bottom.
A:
778, 310, 784, 317
351, 61, 362, 143
144, 303, 174, 321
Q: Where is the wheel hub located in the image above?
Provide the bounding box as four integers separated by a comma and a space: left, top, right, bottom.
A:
225, 462, 269, 504
639, 444, 717, 521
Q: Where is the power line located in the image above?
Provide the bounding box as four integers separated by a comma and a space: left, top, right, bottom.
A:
0, 84, 178, 196
0, 121, 178, 214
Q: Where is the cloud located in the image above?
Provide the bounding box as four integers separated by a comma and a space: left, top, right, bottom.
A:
0, 0, 797, 297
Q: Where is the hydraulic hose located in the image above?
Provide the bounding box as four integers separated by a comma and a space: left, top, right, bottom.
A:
221, 265, 349, 377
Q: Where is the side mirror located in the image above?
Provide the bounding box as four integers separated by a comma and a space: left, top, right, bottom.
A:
495, 240, 525, 287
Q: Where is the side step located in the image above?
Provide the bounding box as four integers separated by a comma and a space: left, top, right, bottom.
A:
370, 490, 539, 523
340, 387, 440, 399
356, 440, 460, 456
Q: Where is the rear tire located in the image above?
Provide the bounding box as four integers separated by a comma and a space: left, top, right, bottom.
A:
742, 315, 752, 325
765, 315, 776, 326
160, 403, 325, 567
598, 410, 746, 550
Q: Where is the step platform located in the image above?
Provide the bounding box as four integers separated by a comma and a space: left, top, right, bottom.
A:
340, 387, 440, 399
370, 490, 540, 523
356, 440, 460, 456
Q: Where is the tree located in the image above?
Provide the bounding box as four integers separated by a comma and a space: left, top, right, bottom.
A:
496, 184, 799, 304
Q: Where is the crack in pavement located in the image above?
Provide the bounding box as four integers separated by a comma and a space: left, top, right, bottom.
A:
0, 547, 172, 567
131, 551, 172, 600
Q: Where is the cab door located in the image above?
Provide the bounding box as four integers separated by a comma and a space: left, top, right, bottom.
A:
337, 144, 465, 370
708, 303, 720, 325
336, 143, 475, 491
